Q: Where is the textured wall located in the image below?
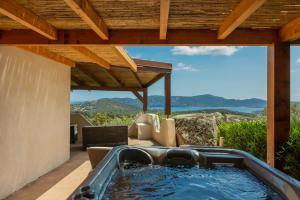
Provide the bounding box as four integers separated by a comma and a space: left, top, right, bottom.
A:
0, 47, 70, 198
70, 113, 93, 144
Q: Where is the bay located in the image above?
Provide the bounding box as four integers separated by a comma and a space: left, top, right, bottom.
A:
149, 106, 263, 113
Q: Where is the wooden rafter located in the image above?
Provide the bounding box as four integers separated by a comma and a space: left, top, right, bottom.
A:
138, 66, 171, 73
145, 73, 166, 87
72, 46, 110, 69
64, 0, 109, 40
71, 85, 143, 91
105, 69, 122, 87
112, 46, 137, 72
0, 0, 57, 40
160, 0, 170, 40
132, 91, 143, 103
77, 64, 105, 86
129, 70, 143, 88
0, 29, 277, 46
17, 46, 75, 67
280, 17, 300, 42
218, 0, 266, 39
71, 75, 86, 85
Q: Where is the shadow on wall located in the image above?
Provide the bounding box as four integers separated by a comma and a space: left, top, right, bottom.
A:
0, 47, 70, 198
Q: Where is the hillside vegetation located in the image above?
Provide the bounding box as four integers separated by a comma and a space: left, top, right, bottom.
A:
72, 99, 139, 114
72, 94, 267, 110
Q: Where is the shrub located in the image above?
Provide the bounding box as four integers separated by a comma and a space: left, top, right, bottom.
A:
219, 119, 300, 180
278, 116, 300, 179
218, 120, 267, 160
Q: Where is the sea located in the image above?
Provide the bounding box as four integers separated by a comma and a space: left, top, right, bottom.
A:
149, 106, 263, 113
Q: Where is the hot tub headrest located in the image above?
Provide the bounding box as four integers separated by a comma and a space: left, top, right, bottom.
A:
163, 149, 198, 166
118, 148, 154, 167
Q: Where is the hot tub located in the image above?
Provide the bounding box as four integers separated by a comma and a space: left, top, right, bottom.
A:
72, 146, 300, 200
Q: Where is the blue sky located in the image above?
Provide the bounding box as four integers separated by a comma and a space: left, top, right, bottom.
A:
71, 46, 300, 102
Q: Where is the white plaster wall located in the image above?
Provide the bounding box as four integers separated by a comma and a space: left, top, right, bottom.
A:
0, 47, 70, 198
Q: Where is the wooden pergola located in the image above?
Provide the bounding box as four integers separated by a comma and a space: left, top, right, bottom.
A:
71, 58, 172, 115
0, 0, 299, 169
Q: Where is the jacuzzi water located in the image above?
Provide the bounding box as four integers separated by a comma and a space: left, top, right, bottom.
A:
103, 165, 283, 200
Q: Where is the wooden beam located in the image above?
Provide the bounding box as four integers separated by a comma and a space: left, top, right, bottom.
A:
138, 66, 172, 73
218, 0, 266, 39
112, 46, 137, 72
267, 40, 290, 169
280, 17, 300, 42
76, 64, 105, 86
72, 76, 85, 85
17, 46, 75, 67
143, 88, 148, 113
63, 0, 109, 40
0, 29, 277, 46
0, 0, 57, 40
71, 85, 143, 91
129, 70, 143, 88
105, 69, 122, 86
160, 0, 170, 40
71, 46, 110, 69
132, 91, 143, 103
145, 73, 165, 88
164, 73, 171, 116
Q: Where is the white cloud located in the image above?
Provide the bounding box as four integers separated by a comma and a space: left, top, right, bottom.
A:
171, 46, 243, 56
174, 62, 199, 72
297, 58, 300, 63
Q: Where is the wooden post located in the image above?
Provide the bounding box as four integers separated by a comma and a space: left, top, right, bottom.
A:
143, 88, 148, 113
165, 73, 171, 117
267, 40, 290, 169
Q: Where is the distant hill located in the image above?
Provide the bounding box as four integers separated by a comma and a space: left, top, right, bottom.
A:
71, 99, 139, 114
71, 94, 267, 114
110, 94, 267, 108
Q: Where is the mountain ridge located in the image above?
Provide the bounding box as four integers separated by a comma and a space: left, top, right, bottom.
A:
72, 94, 267, 111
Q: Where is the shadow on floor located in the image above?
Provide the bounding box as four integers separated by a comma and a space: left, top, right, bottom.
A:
5, 148, 88, 200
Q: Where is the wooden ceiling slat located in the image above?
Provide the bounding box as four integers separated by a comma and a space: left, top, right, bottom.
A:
0, 0, 57, 40
76, 64, 105, 86
160, 0, 170, 40
72, 46, 110, 69
63, 0, 109, 40
105, 69, 122, 87
0, 1, 300, 31
129, 69, 143, 88
218, 0, 266, 39
71, 75, 86, 85
280, 17, 300, 42
17, 46, 76, 67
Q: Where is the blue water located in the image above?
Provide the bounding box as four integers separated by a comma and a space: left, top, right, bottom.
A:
150, 106, 263, 113
103, 165, 282, 200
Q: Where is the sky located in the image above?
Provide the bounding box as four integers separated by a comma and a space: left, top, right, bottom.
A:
71, 46, 300, 102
